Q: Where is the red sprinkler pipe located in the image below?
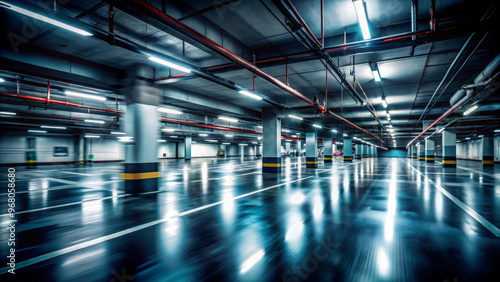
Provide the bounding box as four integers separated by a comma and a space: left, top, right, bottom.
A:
131, 0, 381, 141
0, 92, 124, 114
284, 0, 321, 47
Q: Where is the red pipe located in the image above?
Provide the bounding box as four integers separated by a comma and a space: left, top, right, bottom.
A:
47, 80, 50, 103
406, 94, 468, 149
132, 0, 320, 110
155, 73, 190, 81
284, 0, 321, 47
132, 0, 381, 141
282, 135, 305, 141
0, 92, 124, 114
321, 0, 324, 48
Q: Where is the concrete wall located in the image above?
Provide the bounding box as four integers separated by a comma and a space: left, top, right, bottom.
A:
0, 134, 260, 164
377, 147, 407, 158
457, 135, 500, 161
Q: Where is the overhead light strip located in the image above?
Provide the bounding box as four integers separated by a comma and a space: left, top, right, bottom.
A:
0, 1, 93, 36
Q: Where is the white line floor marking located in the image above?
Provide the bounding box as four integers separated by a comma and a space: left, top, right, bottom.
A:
456, 166, 500, 180
58, 171, 95, 177
0, 160, 364, 273
405, 160, 500, 237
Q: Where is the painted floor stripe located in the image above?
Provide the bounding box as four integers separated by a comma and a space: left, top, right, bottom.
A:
405, 160, 500, 237
0, 160, 364, 273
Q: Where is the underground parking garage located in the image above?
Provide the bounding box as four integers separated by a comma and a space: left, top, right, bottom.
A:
0, 0, 500, 280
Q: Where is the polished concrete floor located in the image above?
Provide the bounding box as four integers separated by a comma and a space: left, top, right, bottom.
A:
1, 157, 499, 281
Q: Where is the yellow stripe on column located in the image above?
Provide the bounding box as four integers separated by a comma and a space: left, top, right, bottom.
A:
122, 171, 160, 180
324, 158, 332, 160
442, 160, 457, 165
306, 161, 318, 164
483, 160, 494, 165
263, 163, 281, 167
26, 160, 37, 163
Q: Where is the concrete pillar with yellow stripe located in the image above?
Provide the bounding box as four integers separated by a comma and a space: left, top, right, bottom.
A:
442, 128, 456, 168
408, 146, 411, 158
363, 145, 368, 158
355, 144, 362, 160
482, 135, 494, 167
425, 139, 435, 163
418, 142, 425, 161
121, 65, 161, 194
324, 138, 333, 163
262, 108, 282, 172
411, 144, 417, 159
343, 137, 353, 162
306, 132, 318, 168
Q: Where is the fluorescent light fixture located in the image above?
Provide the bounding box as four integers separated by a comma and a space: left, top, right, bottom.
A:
0, 78, 4, 83
222, 142, 230, 145
463, 105, 478, 116
382, 97, 388, 108
438, 128, 445, 133
292, 135, 297, 137
28, 130, 46, 133
157, 140, 166, 142
148, 56, 191, 73
85, 119, 105, 124
157, 107, 183, 114
0, 111, 16, 115
313, 124, 322, 129
257, 125, 263, 128
288, 114, 303, 120
353, 0, 371, 40
332, 129, 337, 133
118, 136, 133, 143
252, 142, 258, 144
372, 70, 381, 82
65, 91, 106, 101
478, 135, 484, 138
84, 135, 100, 138
199, 133, 208, 136
0, 2, 93, 36
388, 124, 393, 128
465, 137, 471, 140
111, 132, 126, 135
162, 128, 176, 132
282, 129, 291, 133
257, 136, 262, 140
170, 136, 178, 138
239, 144, 248, 146
343, 134, 347, 136
219, 116, 238, 123
41, 125, 66, 129
239, 90, 263, 100
206, 140, 217, 142
225, 134, 234, 137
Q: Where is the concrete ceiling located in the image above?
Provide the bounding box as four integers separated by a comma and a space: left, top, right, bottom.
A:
0, 0, 499, 147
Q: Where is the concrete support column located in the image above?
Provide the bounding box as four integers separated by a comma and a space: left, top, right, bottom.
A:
425, 139, 435, 163
285, 142, 291, 157
240, 145, 245, 157
121, 65, 161, 194
408, 146, 411, 158
412, 145, 417, 159
297, 141, 302, 156
355, 144, 362, 160
74, 135, 84, 165
418, 143, 425, 161
442, 128, 456, 168
324, 138, 333, 162
306, 132, 318, 168
374, 146, 378, 157
482, 135, 494, 167
362, 145, 368, 158
262, 108, 281, 172
343, 137, 353, 162
185, 137, 192, 160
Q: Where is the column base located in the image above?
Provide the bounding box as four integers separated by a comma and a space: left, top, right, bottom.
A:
343, 156, 353, 162
442, 157, 456, 168
419, 156, 425, 161
306, 157, 318, 168
263, 157, 281, 172
324, 156, 333, 163
356, 156, 362, 159
425, 156, 435, 163
483, 157, 494, 167
123, 162, 159, 194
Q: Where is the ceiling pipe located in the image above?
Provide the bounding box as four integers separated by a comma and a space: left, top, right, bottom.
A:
407, 53, 500, 148
0, 92, 124, 114
271, 0, 387, 137
107, 0, 383, 142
